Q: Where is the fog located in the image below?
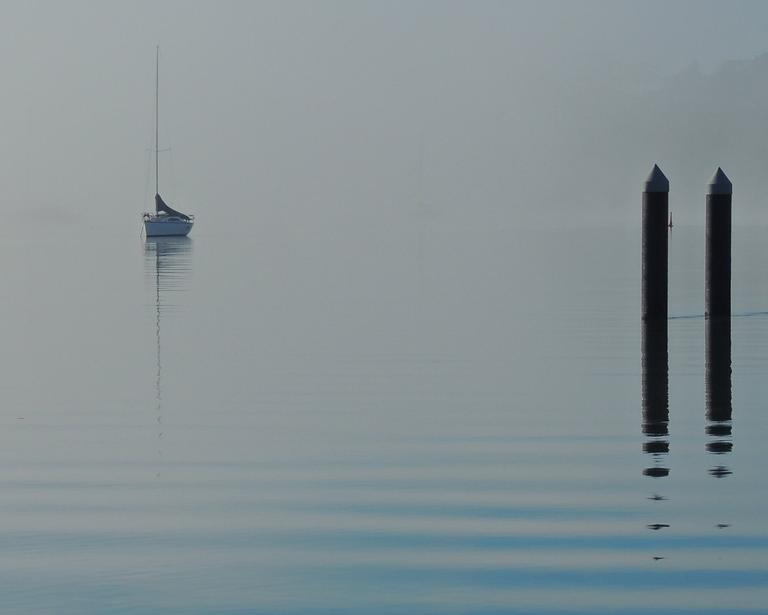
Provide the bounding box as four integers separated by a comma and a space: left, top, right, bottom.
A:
1, 1, 768, 231
3, 7, 768, 611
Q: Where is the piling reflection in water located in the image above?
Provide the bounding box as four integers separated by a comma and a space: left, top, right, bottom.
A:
706, 317, 732, 477
143, 237, 193, 474
642, 321, 670, 479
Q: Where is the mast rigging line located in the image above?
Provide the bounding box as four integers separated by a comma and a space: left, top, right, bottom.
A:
155, 44, 160, 196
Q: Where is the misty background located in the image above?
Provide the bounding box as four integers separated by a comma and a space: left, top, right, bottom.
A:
0, 1, 767, 231
1, 5, 768, 612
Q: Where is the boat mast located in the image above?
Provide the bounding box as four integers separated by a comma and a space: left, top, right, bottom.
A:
155, 45, 159, 197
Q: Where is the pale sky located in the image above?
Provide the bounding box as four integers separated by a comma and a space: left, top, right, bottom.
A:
0, 0, 767, 229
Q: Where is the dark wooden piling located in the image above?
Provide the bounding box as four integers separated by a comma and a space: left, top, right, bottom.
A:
704, 165, 733, 464
705, 168, 732, 319
642, 165, 669, 322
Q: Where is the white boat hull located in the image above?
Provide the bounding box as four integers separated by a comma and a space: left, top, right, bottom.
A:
144, 218, 194, 237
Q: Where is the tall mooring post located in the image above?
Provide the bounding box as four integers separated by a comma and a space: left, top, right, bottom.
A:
705, 168, 732, 319
642, 164, 669, 321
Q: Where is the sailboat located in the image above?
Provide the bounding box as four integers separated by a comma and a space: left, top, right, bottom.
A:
143, 46, 194, 237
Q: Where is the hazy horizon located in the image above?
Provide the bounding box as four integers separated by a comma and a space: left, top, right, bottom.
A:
1, 1, 768, 232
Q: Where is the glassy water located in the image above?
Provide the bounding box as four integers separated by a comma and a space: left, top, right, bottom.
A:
1, 219, 767, 614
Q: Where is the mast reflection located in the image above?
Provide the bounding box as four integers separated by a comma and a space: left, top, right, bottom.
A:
144, 237, 193, 474
706, 317, 732, 477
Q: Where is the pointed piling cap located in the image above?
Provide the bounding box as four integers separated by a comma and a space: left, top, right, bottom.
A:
708, 167, 732, 195
644, 164, 669, 193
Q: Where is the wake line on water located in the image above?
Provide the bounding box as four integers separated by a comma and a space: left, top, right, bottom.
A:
668, 311, 768, 320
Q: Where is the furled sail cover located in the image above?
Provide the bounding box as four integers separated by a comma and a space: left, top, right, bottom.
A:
155, 193, 191, 220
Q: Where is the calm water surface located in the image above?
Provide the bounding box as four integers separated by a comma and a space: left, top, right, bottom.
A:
0, 219, 766, 614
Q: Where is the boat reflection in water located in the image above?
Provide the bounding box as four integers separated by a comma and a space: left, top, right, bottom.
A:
144, 237, 193, 474
706, 317, 733, 477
